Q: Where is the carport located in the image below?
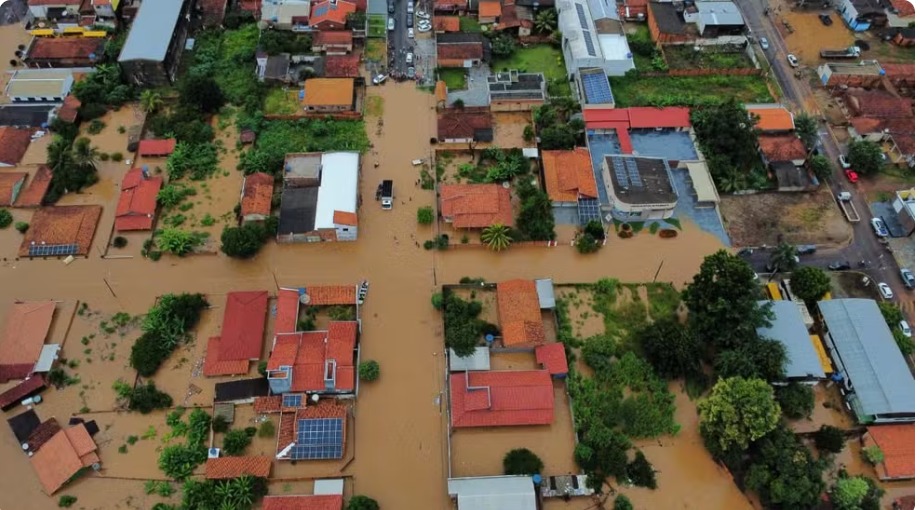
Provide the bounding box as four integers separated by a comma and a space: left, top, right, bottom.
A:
684, 161, 720, 208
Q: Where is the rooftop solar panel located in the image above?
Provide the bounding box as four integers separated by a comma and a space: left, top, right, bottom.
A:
626, 157, 644, 189
583, 30, 596, 57
575, 3, 590, 30
28, 243, 79, 257
292, 418, 344, 460
611, 156, 629, 188
581, 71, 613, 104
313, 4, 329, 17
282, 394, 303, 408
577, 198, 602, 225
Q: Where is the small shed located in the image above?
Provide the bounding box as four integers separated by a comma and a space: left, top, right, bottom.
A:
449, 347, 491, 371
33, 345, 61, 373
240, 129, 256, 145
7, 409, 40, 443
535, 279, 555, 309
314, 478, 345, 495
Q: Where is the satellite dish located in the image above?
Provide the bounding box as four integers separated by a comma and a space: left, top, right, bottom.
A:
300, 293, 311, 305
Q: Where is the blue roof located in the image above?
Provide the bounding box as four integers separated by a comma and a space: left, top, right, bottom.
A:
580, 69, 614, 105
756, 300, 825, 380
290, 418, 344, 460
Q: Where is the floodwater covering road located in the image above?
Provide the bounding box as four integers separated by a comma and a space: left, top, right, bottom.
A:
0, 79, 732, 510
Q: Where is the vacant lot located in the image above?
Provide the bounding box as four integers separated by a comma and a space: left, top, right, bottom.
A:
662, 45, 753, 70
264, 88, 301, 115
720, 192, 851, 247
609, 74, 773, 107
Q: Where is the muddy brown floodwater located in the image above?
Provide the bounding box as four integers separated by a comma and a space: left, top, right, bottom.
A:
0, 75, 733, 510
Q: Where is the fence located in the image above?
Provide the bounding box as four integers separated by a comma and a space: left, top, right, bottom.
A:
639, 67, 763, 78
445, 239, 558, 250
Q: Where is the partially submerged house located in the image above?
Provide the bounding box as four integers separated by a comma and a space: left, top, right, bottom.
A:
274, 399, 348, 460
0, 301, 56, 383
19, 205, 103, 258
4, 69, 79, 103
277, 151, 360, 243
838, 0, 887, 31
23, 38, 104, 68
439, 183, 513, 229
0, 172, 27, 206
0, 127, 34, 167
30, 423, 100, 494
240, 172, 275, 224
756, 300, 826, 384
14, 165, 52, 207
557, 0, 635, 76
274, 285, 359, 336
758, 135, 807, 167
535, 343, 568, 378
137, 138, 177, 158
301, 78, 355, 113
496, 279, 547, 347
266, 322, 358, 394
862, 424, 915, 481
437, 108, 493, 143
204, 291, 270, 377
204, 456, 272, 479
541, 148, 599, 206
263, 495, 344, 510
816, 61, 886, 88
115, 168, 163, 231
450, 370, 554, 428
118, 0, 193, 86
599, 155, 678, 220
447, 476, 538, 510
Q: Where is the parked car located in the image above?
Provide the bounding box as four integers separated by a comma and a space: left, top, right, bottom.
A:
900, 268, 915, 289
838, 153, 851, 169
878, 282, 894, 299
759, 37, 769, 50
828, 261, 851, 271
406, 52, 414, 64
845, 169, 859, 183
388, 2, 394, 13
416, 10, 431, 19
372, 74, 388, 85
387, 17, 395, 30
407, 15, 413, 27
417, 21, 432, 32
408, 27, 414, 38
871, 217, 890, 237
796, 244, 817, 255
786, 54, 799, 67
898, 320, 912, 338
819, 14, 833, 25
407, 3, 413, 13
407, 65, 416, 75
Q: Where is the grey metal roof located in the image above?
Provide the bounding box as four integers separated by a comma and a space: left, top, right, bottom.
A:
696, 1, 744, 26
118, 0, 186, 62
367, 0, 388, 15
449, 347, 491, 371
818, 299, 915, 418
756, 301, 824, 380
278, 186, 319, 236
535, 279, 556, 309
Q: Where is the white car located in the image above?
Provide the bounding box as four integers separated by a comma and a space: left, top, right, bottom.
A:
786, 54, 799, 67
898, 320, 912, 338
387, 17, 395, 30
759, 37, 769, 50
407, 27, 414, 38
871, 217, 890, 237
416, 11, 431, 19
372, 74, 388, 85
417, 21, 432, 32
838, 154, 851, 169
878, 282, 894, 299
406, 52, 414, 64
407, 3, 413, 13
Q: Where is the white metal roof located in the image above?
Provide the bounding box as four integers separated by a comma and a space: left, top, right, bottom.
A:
558, 0, 603, 61
5, 69, 83, 100
535, 279, 556, 309
598, 34, 631, 60
695, 1, 744, 26
33, 344, 60, 373
685, 161, 720, 203
118, 0, 185, 62
449, 347, 491, 371
313, 478, 345, 495
314, 152, 359, 230
447, 476, 537, 510
756, 301, 825, 380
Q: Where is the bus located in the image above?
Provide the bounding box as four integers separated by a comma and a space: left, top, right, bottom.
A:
765, 282, 783, 301
30, 29, 55, 37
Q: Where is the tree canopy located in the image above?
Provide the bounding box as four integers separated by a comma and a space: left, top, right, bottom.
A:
443, 292, 485, 357
744, 426, 826, 510
638, 318, 702, 380
691, 101, 761, 192
794, 114, 818, 150
813, 425, 846, 454
503, 448, 544, 475
347, 495, 380, 510
180, 75, 225, 114
714, 337, 787, 382
774, 382, 815, 419
515, 179, 556, 241
769, 242, 798, 273
809, 154, 832, 181
848, 140, 884, 176
698, 377, 781, 453
790, 266, 831, 304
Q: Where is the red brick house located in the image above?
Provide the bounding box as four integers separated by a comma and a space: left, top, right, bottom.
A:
450, 370, 554, 428
310, 0, 356, 30
311, 31, 353, 54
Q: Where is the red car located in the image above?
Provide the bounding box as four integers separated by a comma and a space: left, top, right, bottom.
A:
846, 170, 859, 183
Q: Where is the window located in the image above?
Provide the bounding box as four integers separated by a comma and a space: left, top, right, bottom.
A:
341, 228, 349, 232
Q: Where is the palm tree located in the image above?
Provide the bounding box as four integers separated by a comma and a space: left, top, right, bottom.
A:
481, 224, 512, 251
47, 137, 73, 173
770, 242, 798, 273
94, 63, 119, 85
794, 114, 818, 151
534, 9, 557, 34
140, 89, 163, 114
71, 137, 99, 170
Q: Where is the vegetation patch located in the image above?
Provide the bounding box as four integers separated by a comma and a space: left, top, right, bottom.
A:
129, 293, 209, 377
239, 119, 369, 175
662, 45, 753, 70
609, 74, 772, 107
159, 407, 212, 480
492, 45, 567, 82
263, 88, 301, 115
438, 68, 468, 91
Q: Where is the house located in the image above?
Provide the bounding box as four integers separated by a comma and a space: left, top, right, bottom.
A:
487, 71, 545, 112
203, 291, 269, 377
887, 0, 914, 27
260, 0, 310, 30
844, 89, 912, 119
15, 165, 52, 207
437, 33, 488, 68
447, 476, 538, 510
115, 168, 163, 231
274, 286, 358, 336
439, 184, 513, 229
618, 0, 648, 20
882, 63, 914, 90
199, 0, 228, 26
263, 495, 344, 510
862, 424, 914, 481
577, 68, 615, 107
496, 4, 534, 36
29, 424, 99, 494
816, 61, 885, 88
277, 152, 360, 243
756, 301, 825, 384
842, 89, 914, 166
0, 172, 27, 206
818, 299, 914, 423
56, 95, 80, 123
745, 104, 795, 133
449, 346, 491, 371
535, 343, 568, 378
137, 138, 177, 158
311, 31, 354, 54
274, 400, 348, 460
240, 172, 274, 223
557, 0, 635, 77
0, 375, 46, 411
691, 1, 745, 38
0, 127, 33, 167
891, 189, 914, 237
27, 0, 81, 20
434, 16, 461, 32
437, 108, 493, 143
600, 155, 678, 220
541, 148, 598, 205
266, 322, 358, 394
310, 0, 357, 30
7, 409, 41, 444
23, 38, 104, 68
479, 0, 501, 23
256, 52, 292, 83
886, 26, 915, 47
450, 370, 554, 427
434, 0, 467, 13
496, 279, 546, 347
324, 54, 361, 78
647, 1, 695, 44
214, 377, 270, 404
769, 161, 810, 192
837, 0, 887, 31
0, 301, 55, 383
758, 135, 807, 166
118, 0, 193, 86
19, 205, 103, 258
4, 69, 79, 103
205, 456, 272, 479
302, 78, 354, 113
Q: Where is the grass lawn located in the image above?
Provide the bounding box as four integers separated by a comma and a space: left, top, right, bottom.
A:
438, 68, 468, 90
626, 25, 659, 73
609, 74, 773, 107
491, 44, 566, 81
366, 39, 386, 61
662, 46, 753, 70
263, 88, 300, 115
368, 14, 386, 38
459, 16, 481, 33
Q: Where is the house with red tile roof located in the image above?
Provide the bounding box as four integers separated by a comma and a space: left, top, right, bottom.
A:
311, 31, 353, 54
0, 301, 56, 383
437, 108, 494, 143
115, 168, 163, 231
204, 291, 269, 376
263, 495, 344, 510
19, 205, 103, 258
30, 424, 99, 494
450, 370, 554, 428
757, 135, 807, 167
0, 172, 27, 206
535, 343, 567, 378
863, 424, 914, 480
240, 172, 274, 223
0, 374, 45, 410
274, 286, 358, 336
266, 322, 358, 394
57, 95, 81, 123
841, 89, 915, 166
495, 4, 534, 36
275, 400, 348, 460
310, 0, 356, 30
496, 279, 545, 346
437, 34, 487, 68
23, 38, 105, 68
199, 0, 228, 26
887, 0, 914, 27
439, 183, 513, 229
434, 16, 461, 33
205, 456, 272, 479
478, 0, 501, 23
541, 148, 598, 204
323, 54, 360, 78
744, 104, 795, 133
137, 138, 177, 158
15, 165, 52, 207
435, 0, 467, 13
0, 127, 33, 167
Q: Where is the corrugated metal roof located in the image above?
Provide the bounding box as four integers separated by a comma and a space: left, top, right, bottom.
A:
756, 301, 824, 380
33, 344, 60, 373
818, 299, 915, 418
535, 279, 556, 309
118, 0, 186, 62
685, 161, 720, 204
447, 476, 537, 510
449, 347, 491, 371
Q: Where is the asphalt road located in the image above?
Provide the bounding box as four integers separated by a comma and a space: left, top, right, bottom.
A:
736, 2, 915, 324
388, 0, 430, 73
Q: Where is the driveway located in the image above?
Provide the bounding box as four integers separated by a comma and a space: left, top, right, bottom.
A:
445, 65, 491, 107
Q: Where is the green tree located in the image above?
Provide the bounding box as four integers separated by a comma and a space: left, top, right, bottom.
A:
813, 424, 846, 454
503, 448, 544, 475
358, 360, 380, 382
745, 426, 825, 510
58, 495, 77, 508
769, 242, 798, 273
794, 114, 818, 150
0, 209, 12, 228
682, 250, 771, 349
790, 266, 832, 304
516, 179, 556, 241
157, 229, 203, 256
211, 415, 230, 434
832, 476, 870, 510
862, 445, 884, 465
638, 318, 702, 380
522, 124, 534, 142
534, 8, 557, 33
848, 140, 884, 176
698, 377, 781, 453
490, 33, 519, 58
221, 223, 268, 259
575, 233, 600, 253
14, 221, 29, 233
714, 337, 787, 382
140, 89, 163, 114
626, 451, 657, 489
417, 206, 434, 225
691, 101, 762, 191
71, 137, 100, 171
614, 494, 633, 510
443, 292, 484, 357
809, 154, 832, 181
877, 301, 903, 328
181, 75, 225, 114
774, 382, 814, 419
481, 224, 512, 251
347, 495, 380, 510
222, 428, 255, 456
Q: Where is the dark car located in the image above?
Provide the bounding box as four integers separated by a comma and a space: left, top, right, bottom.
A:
828, 261, 851, 271
819, 14, 832, 25
388, 2, 395, 12
796, 244, 817, 255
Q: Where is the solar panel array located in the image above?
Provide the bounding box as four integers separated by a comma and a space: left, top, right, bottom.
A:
575, 3, 590, 30
577, 198, 602, 225
282, 394, 303, 408
610, 157, 645, 190
290, 418, 344, 460
313, 4, 329, 17
581, 72, 613, 104
28, 243, 79, 257
611, 157, 629, 188
583, 31, 596, 56
625, 158, 644, 189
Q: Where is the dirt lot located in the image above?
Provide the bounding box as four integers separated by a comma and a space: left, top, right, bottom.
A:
492, 112, 534, 149
828, 271, 882, 300
721, 191, 851, 247
775, 7, 855, 66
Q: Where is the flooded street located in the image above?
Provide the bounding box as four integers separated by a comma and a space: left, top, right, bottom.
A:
0, 75, 738, 510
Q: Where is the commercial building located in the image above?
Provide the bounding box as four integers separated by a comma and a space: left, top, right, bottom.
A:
756, 300, 826, 384
4, 69, 83, 103
600, 155, 678, 220
647, 0, 745, 44
447, 476, 538, 510
277, 152, 360, 243
557, 0, 635, 77
118, 0, 193, 86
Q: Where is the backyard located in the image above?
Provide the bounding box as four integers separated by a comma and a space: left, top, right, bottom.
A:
491, 44, 570, 97
263, 88, 301, 115
662, 45, 754, 70
438, 68, 468, 91
609, 73, 773, 107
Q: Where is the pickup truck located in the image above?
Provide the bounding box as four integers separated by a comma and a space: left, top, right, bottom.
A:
380, 180, 394, 210
837, 192, 860, 222
820, 46, 861, 59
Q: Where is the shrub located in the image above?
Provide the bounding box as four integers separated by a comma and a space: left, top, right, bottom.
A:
129, 293, 209, 376
99, 152, 110, 161
258, 420, 275, 438
159, 443, 207, 479
614, 494, 633, 510
862, 445, 884, 465
417, 206, 434, 225
502, 448, 544, 475
258, 360, 268, 376
121, 381, 173, 414
813, 425, 845, 454
222, 429, 254, 456
359, 360, 380, 382
58, 495, 77, 508
0, 209, 12, 228
113, 236, 128, 248
14, 221, 28, 233
221, 223, 270, 259
347, 495, 380, 510
111, 152, 123, 161
431, 292, 444, 310
575, 233, 600, 253
211, 415, 230, 433
774, 382, 815, 419
87, 119, 106, 134
627, 451, 657, 489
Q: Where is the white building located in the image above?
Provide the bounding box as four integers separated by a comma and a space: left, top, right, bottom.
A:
447, 476, 537, 510
27, 0, 81, 20
557, 0, 635, 77
277, 151, 360, 243
4, 69, 87, 103
260, 0, 311, 30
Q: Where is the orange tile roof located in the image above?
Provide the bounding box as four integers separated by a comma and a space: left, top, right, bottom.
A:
254, 395, 283, 413
747, 106, 795, 132
332, 210, 357, 226
275, 288, 301, 336
262, 495, 344, 510
313, 30, 353, 47
241, 172, 274, 218
890, 0, 914, 16
0, 128, 33, 166
541, 148, 598, 202
479, 0, 501, 17
439, 184, 513, 229
535, 343, 567, 376
30, 425, 97, 494
302, 78, 354, 107
867, 424, 915, 479
115, 171, 163, 231
434, 16, 460, 32
0, 375, 45, 410
204, 337, 250, 377
0, 172, 26, 206
219, 291, 269, 361
63, 424, 96, 457
0, 301, 55, 367
204, 456, 272, 479
137, 138, 176, 157
496, 279, 545, 346
18, 205, 102, 257
435, 80, 448, 102
310, 0, 356, 25
57, 95, 80, 123
267, 323, 357, 393
758, 135, 807, 162
302, 285, 356, 306
324, 54, 360, 78
15, 165, 51, 207
450, 370, 554, 427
